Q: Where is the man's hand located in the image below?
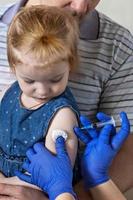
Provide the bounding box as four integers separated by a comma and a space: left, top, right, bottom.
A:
0, 183, 47, 200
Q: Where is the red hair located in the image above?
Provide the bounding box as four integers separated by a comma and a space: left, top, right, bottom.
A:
7, 5, 79, 71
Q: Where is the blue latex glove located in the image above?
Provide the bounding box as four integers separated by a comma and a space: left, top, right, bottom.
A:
16, 137, 76, 200
74, 112, 130, 188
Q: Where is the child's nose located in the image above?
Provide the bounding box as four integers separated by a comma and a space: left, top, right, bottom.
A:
37, 84, 50, 97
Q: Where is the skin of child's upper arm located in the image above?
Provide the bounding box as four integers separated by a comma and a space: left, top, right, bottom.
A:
45, 107, 78, 166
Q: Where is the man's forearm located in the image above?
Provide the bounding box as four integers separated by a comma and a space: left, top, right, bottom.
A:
109, 134, 133, 192
74, 181, 93, 200
90, 180, 126, 200
0, 183, 48, 200
0, 176, 40, 190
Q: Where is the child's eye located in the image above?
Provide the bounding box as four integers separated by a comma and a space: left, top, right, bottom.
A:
51, 77, 62, 83
25, 80, 34, 84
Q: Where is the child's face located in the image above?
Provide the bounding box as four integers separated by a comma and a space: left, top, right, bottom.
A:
15, 56, 70, 103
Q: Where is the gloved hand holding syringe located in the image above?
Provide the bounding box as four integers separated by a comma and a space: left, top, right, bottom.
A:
80, 115, 120, 130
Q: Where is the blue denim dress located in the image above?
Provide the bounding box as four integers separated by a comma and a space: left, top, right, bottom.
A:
0, 81, 80, 182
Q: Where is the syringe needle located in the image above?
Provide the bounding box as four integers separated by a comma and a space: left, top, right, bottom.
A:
80, 116, 116, 130
80, 124, 94, 130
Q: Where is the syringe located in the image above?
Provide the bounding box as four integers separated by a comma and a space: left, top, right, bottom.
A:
81, 116, 117, 130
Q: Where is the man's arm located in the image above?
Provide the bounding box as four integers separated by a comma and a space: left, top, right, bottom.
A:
0, 183, 47, 200
90, 180, 126, 200
0, 176, 40, 190
99, 25, 133, 192
99, 55, 133, 192
109, 134, 133, 192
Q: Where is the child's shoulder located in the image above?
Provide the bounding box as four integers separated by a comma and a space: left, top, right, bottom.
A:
48, 86, 80, 119
52, 87, 76, 107
58, 87, 76, 104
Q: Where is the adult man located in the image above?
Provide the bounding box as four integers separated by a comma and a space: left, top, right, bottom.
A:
0, 0, 133, 199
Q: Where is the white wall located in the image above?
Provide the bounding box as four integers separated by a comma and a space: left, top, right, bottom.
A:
1, 0, 133, 33
1, 0, 15, 5
97, 0, 133, 33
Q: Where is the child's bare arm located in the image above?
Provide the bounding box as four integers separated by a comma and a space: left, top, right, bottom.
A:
45, 107, 78, 166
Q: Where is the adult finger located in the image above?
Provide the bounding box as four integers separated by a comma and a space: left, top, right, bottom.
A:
120, 112, 130, 133
74, 127, 90, 144
98, 125, 112, 145
96, 112, 111, 122
97, 112, 117, 137
15, 171, 31, 184
26, 148, 36, 161
112, 112, 130, 150
80, 115, 97, 138
22, 159, 30, 172
33, 142, 45, 153
55, 136, 68, 158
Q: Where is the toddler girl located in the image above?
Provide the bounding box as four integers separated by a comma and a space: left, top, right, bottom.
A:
0, 5, 80, 188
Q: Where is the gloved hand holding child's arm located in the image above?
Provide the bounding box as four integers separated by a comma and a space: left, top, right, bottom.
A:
16, 137, 76, 200
74, 111, 130, 189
